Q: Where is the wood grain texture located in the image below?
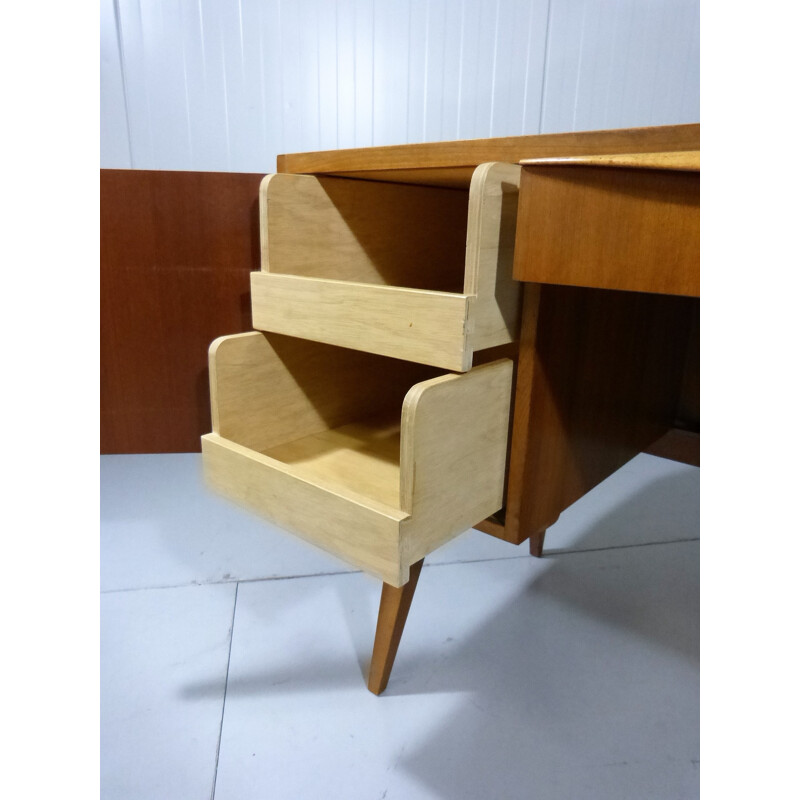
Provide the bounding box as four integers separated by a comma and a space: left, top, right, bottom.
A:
260, 172, 468, 290
520, 150, 699, 171
514, 163, 699, 296
250, 273, 473, 371
645, 429, 700, 467
497, 284, 541, 545
329, 167, 478, 189
101, 168, 263, 453
263, 415, 403, 509
368, 559, 424, 696
202, 433, 408, 583
464, 162, 522, 351
209, 331, 437, 454
277, 123, 700, 186
399, 359, 513, 565
254, 163, 521, 370
203, 332, 513, 585
501, 284, 696, 546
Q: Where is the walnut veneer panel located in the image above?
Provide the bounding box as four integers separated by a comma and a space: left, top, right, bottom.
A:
500, 285, 696, 545
100, 169, 263, 453
514, 163, 699, 296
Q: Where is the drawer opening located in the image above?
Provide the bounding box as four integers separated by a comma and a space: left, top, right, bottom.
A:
208, 331, 441, 509
262, 175, 469, 293
263, 413, 404, 508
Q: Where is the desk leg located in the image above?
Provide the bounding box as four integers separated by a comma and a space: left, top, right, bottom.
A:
367, 559, 424, 695
529, 530, 546, 557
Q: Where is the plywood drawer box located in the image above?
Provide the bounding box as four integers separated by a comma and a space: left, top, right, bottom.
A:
201, 331, 513, 587
250, 163, 521, 372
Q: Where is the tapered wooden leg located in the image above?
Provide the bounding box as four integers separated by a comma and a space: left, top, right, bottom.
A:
367, 559, 424, 695
529, 529, 546, 557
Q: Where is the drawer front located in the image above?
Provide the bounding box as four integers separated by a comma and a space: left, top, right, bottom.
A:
202, 433, 409, 585
251, 272, 473, 371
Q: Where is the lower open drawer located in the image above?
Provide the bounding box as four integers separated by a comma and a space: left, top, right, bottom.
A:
201, 331, 513, 586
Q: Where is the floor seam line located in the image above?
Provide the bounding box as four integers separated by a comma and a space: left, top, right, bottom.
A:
211, 581, 238, 800
544, 537, 700, 557
100, 537, 699, 593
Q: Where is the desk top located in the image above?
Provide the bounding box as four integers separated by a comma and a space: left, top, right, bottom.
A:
520, 149, 700, 172
277, 124, 699, 188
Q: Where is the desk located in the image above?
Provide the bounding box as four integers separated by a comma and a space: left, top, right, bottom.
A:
279, 124, 700, 560
277, 124, 699, 691
504, 150, 699, 555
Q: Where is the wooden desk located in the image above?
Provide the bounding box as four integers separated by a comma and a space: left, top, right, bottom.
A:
279, 124, 700, 556
503, 151, 699, 555
275, 125, 699, 691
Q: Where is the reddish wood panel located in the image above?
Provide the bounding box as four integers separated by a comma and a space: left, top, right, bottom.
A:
500, 284, 696, 545
514, 164, 699, 296
101, 169, 264, 453
645, 429, 700, 468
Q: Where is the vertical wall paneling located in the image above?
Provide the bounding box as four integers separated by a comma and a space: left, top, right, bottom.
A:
490, 1, 526, 137
255, 0, 285, 167
453, 0, 480, 140
174, 0, 208, 170
112, 0, 154, 168
471, 0, 501, 139
353, 0, 375, 147
278, 0, 301, 154
335, 0, 356, 149
522, 0, 551, 134
422, 0, 447, 142
100, 0, 699, 173
149, 2, 193, 170
438, 0, 464, 142
100, 0, 132, 168
298, 1, 323, 152
539, 0, 700, 134
317, 1, 339, 150
225, 1, 262, 172
372, 0, 411, 146
405, 0, 429, 143
182, 0, 232, 171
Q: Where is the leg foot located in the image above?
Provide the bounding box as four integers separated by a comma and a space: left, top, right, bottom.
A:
367, 559, 424, 695
529, 529, 546, 557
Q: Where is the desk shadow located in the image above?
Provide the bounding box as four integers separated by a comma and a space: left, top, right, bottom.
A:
389, 469, 699, 799
178, 466, 699, 798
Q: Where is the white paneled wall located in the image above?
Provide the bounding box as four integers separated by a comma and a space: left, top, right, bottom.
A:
100, 0, 699, 172
100, 0, 132, 167
539, 0, 700, 134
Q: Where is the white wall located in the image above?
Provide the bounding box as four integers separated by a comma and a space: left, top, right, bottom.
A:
100, 0, 699, 173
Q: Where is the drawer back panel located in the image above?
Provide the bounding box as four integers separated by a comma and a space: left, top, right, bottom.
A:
210, 331, 440, 453
261, 174, 469, 292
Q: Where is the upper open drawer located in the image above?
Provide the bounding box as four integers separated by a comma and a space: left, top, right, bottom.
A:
250, 162, 521, 372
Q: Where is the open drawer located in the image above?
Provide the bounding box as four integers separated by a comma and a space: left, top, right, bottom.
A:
250, 162, 521, 372
201, 331, 513, 586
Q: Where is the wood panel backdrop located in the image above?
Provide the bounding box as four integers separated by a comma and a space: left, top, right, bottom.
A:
100, 169, 262, 453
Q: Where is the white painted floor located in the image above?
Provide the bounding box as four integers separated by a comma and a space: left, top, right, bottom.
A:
101, 452, 699, 800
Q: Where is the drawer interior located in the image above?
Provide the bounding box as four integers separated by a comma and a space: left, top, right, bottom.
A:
263, 413, 403, 508
211, 332, 442, 505
262, 174, 470, 293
